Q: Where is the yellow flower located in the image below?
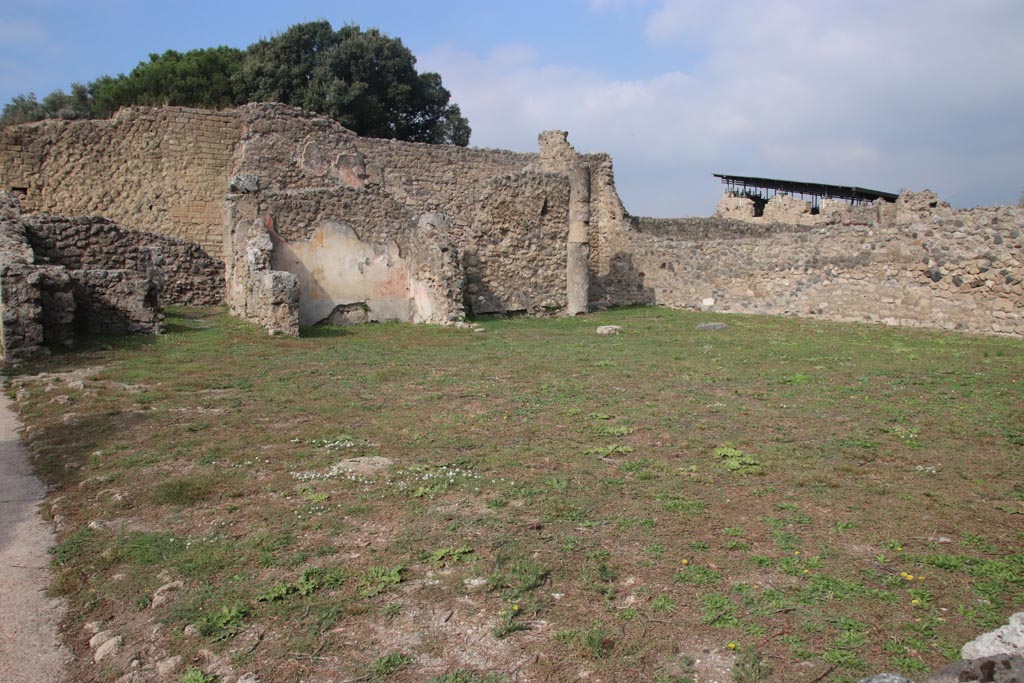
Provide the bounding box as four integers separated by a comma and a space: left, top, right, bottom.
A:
912, 599, 920, 605
727, 642, 737, 650
794, 551, 800, 556
803, 569, 810, 574
681, 559, 689, 566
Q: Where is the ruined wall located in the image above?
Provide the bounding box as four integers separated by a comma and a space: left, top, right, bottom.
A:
23, 215, 223, 306
352, 135, 536, 242
222, 200, 300, 336
534, 131, 627, 290
0, 105, 621, 327
227, 108, 586, 323
233, 103, 535, 237
67, 270, 161, 336
609, 191, 1023, 336
224, 184, 471, 327
464, 172, 570, 314
714, 192, 898, 227
6, 104, 1016, 338
0, 107, 242, 257
0, 195, 162, 362
632, 215, 805, 240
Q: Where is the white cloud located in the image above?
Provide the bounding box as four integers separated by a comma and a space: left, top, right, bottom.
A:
423, 0, 1024, 214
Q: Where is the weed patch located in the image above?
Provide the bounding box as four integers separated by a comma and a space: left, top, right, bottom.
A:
713, 445, 764, 474
358, 566, 404, 598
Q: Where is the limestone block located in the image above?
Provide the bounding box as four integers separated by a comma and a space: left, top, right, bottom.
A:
962, 612, 1024, 659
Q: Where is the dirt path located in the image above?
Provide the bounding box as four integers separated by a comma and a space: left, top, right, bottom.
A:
0, 390, 69, 683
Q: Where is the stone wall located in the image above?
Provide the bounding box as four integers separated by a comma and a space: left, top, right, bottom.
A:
67, 269, 161, 336
714, 192, 898, 227
533, 131, 627, 292
224, 108, 592, 327
2, 104, 1019, 339
22, 215, 223, 306
607, 191, 1023, 336
233, 103, 535, 239
0, 105, 623, 330
464, 172, 570, 314
0, 194, 175, 362
632, 215, 804, 240
224, 183, 472, 329
0, 107, 241, 257
223, 202, 300, 336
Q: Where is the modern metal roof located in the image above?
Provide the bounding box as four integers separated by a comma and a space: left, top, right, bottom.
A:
714, 173, 899, 204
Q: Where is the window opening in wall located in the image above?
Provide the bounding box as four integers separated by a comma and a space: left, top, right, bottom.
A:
10, 186, 28, 196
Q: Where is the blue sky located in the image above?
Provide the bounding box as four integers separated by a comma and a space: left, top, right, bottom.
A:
2, 0, 1022, 216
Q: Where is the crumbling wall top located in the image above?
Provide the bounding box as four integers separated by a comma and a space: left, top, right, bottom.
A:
536, 130, 581, 174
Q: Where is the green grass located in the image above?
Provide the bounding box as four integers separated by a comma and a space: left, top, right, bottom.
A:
10, 305, 1024, 682
368, 652, 414, 679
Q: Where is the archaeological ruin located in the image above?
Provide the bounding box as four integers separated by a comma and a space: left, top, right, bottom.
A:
0, 103, 1021, 361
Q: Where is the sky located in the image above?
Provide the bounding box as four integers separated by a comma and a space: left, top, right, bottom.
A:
1, 0, 1022, 216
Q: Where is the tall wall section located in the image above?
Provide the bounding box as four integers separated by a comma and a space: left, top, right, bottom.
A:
0, 107, 241, 257
532, 131, 627, 302
232, 104, 537, 239
227, 105, 587, 322
1, 104, 615, 328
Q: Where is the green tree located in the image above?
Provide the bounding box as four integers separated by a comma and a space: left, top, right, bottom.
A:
41, 83, 93, 120
1, 85, 92, 127
236, 21, 470, 145
2, 22, 471, 145
234, 20, 336, 109
0, 93, 46, 126
89, 46, 244, 117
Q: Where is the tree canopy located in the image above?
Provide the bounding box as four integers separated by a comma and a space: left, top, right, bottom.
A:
1, 21, 471, 146
89, 46, 244, 118
236, 22, 469, 145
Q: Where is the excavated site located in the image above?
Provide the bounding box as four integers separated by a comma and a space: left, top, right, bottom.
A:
0, 103, 1020, 362
1, 104, 1023, 683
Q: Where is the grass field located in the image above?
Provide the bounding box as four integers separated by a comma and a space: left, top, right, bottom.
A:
8, 306, 1023, 683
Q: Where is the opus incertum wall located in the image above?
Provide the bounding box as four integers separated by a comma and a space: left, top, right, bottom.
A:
2, 104, 1020, 341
